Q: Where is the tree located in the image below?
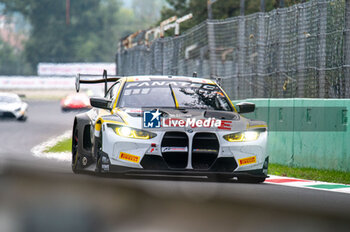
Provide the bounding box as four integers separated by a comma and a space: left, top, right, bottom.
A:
0, 0, 122, 68
160, 0, 263, 32
131, 0, 164, 29
160, 0, 308, 33
0, 38, 33, 75
115, 0, 165, 38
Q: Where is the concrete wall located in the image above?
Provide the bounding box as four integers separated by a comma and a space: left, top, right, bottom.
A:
232, 99, 350, 172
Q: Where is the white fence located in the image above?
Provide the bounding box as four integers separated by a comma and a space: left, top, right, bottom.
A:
0, 76, 75, 89
37, 63, 116, 76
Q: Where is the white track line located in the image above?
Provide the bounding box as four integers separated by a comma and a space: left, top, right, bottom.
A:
31, 130, 71, 162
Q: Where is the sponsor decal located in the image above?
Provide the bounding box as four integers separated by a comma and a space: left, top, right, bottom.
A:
162, 147, 188, 152
162, 118, 222, 128
143, 109, 162, 128
125, 108, 142, 113
193, 149, 218, 152
218, 120, 232, 130
101, 164, 110, 171
238, 156, 257, 166
142, 109, 232, 130
147, 147, 158, 153
38, 63, 116, 76
119, 152, 140, 163
126, 81, 203, 88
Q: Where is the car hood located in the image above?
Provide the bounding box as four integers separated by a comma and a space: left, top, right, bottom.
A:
116, 107, 251, 132
0, 102, 22, 111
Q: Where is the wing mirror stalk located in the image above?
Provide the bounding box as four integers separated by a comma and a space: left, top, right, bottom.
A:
236, 102, 255, 114
90, 97, 112, 110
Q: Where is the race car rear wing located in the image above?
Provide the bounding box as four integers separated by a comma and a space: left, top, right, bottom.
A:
75, 70, 121, 95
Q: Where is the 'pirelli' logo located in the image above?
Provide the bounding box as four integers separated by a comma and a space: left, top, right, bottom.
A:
119, 152, 140, 163
238, 156, 257, 166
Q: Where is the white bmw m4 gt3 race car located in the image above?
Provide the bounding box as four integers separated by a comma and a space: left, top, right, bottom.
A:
0, 92, 28, 121
72, 72, 268, 183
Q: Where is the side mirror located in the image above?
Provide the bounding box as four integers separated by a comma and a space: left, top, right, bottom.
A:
236, 102, 255, 114
90, 97, 112, 110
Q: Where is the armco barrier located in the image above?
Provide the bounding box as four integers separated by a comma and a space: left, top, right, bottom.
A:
232, 99, 350, 172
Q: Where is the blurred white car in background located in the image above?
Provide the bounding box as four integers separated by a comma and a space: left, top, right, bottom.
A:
0, 92, 28, 121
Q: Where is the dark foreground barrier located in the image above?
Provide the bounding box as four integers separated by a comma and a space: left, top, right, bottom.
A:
0, 164, 350, 232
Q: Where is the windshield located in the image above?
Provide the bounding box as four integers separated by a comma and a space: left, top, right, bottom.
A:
0, 95, 20, 103
118, 81, 232, 111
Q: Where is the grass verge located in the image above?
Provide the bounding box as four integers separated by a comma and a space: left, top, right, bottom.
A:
44, 138, 72, 153
43, 139, 350, 185
268, 163, 350, 185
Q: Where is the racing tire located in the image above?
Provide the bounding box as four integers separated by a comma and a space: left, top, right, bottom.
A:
72, 127, 81, 173
95, 155, 102, 174
18, 115, 27, 122
94, 136, 103, 174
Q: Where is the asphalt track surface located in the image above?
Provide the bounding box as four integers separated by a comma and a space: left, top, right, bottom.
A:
1, 100, 350, 231
0, 100, 75, 169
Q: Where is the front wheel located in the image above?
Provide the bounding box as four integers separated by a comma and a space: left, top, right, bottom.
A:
72, 127, 81, 173
94, 135, 103, 174
18, 114, 27, 122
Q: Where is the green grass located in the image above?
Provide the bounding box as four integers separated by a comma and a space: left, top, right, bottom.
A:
268, 163, 350, 185
45, 138, 72, 153
43, 139, 350, 184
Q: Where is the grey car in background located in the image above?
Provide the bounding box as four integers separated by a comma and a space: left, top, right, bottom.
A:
0, 92, 28, 121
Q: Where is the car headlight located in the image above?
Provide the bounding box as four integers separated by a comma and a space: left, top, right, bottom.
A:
107, 124, 156, 140
223, 131, 260, 142
14, 107, 21, 112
